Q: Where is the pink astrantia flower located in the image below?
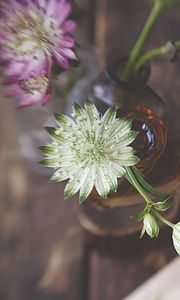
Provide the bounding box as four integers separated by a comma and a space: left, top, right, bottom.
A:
0, 0, 76, 78
0, 0, 76, 106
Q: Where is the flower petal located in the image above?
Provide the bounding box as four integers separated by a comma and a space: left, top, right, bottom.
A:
79, 165, 95, 203
95, 167, 111, 199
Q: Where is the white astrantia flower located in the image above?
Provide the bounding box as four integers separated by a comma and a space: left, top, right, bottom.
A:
172, 222, 180, 255
40, 100, 140, 203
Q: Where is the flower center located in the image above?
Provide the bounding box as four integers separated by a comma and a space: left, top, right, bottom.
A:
72, 130, 105, 164
6, 8, 61, 56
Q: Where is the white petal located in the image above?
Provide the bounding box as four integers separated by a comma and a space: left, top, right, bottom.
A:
101, 106, 116, 128
107, 118, 132, 138
111, 163, 126, 178
84, 99, 100, 128
95, 167, 111, 198
64, 167, 89, 199
172, 223, 180, 255
117, 131, 138, 147
79, 165, 95, 203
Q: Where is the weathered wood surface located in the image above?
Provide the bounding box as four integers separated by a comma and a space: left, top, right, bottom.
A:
0, 1, 180, 300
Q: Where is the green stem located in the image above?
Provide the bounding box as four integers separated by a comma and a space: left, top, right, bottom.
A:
134, 47, 165, 71
121, 1, 164, 81
125, 166, 152, 204
153, 209, 174, 229
134, 40, 180, 71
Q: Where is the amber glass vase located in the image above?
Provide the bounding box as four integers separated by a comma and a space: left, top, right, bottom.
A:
79, 55, 180, 237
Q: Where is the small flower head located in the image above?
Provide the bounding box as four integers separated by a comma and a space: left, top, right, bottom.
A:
141, 213, 159, 238
40, 100, 139, 203
172, 222, 180, 255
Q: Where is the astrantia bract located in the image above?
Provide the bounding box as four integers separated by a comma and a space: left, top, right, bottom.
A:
40, 100, 140, 203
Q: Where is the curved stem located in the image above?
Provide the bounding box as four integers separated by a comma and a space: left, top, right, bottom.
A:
121, 1, 163, 81
125, 166, 152, 204
153, 209, 174, 229
134, 40, 180, 71
134, 47, 165, 71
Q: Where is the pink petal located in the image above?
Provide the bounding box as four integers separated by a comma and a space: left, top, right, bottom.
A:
54, 52, 69, 69
59, 48, 77, 60
60, 36, 75, 48
56, 1, 71, 24
5, 60, 25, 78
18, 55, 48, 80
46, 0, 57, 16
62, 20, 76, 33
42, 88, 51, 105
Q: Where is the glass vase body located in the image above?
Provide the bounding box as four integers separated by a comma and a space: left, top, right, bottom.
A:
79, 55, 179, 237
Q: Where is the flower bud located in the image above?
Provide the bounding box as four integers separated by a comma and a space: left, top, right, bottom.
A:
141, 213, 159, 238
172, 222, 180, 255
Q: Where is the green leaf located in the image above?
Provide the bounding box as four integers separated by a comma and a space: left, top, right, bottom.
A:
132, 167, 167, 199
153, 195, 173, 211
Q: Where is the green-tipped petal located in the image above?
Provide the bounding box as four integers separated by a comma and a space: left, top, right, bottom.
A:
95, 167, 111, 199
39, 145, 56, 155
45, 127, 64, 142
40, 158, 59, 168
72, 103, 86, 124
107, 171, 118, 192
54, 113, 74, 128
118, 131, 138, 147
116, 155, 140, 166
101, 106, 116, 126
79, 166, 95, 204
109, 118, 132, 139
84, 99, 99, 127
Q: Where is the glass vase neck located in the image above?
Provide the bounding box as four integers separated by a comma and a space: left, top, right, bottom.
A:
105, 54, 151, 89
